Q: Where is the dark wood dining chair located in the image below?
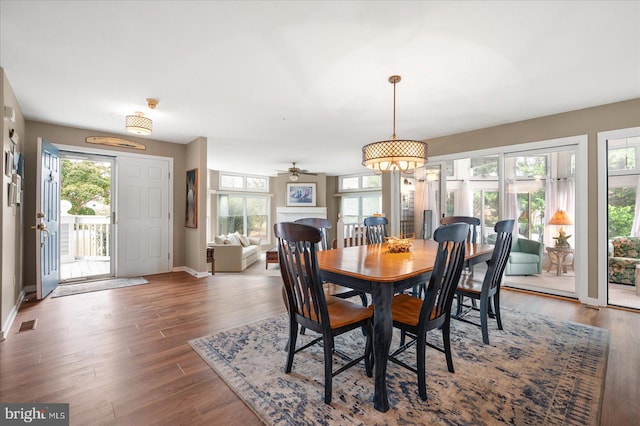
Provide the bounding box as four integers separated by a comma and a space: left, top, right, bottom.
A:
454, 219, 514, 344
370, 222, 468, 401
275, 222, 373, 404
440, 215, 481, 277
294, 218, 332, 250
294, 218, 368, 330
440, 216, 480, 243
364, 216, 388, 244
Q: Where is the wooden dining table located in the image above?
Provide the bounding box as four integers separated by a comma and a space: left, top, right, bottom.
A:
316, 239, 494, 412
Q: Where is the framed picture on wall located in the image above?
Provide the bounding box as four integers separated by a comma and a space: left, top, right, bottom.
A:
287, 182, 316, 207
186, 168, 198, 228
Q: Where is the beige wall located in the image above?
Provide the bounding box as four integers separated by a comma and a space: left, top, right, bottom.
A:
23, 121, 190, 287
184, 137, 208, 273
425, 98, 640, 298
1, 68, 26, 339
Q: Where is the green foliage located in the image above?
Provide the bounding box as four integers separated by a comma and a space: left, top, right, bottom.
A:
608, 187, 636, 237
61, 160, 111, 215
608, 205, 634, 238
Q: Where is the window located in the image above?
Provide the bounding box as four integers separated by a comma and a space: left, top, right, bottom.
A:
339, 174, 381, 192
220, 173, 269, 192
470, 156, 498, 178
515, 156, 547, 177
608, 147, 636, 172
341, 194, 382, 224
473, 190, 499, 242
517, 190, 545, 240
608, 184, 635, 238
218, 194, 270, 241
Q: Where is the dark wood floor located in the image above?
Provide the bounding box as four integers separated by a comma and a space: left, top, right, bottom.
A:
1, 269, 638, 425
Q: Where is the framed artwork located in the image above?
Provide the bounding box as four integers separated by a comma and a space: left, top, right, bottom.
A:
186, 168, 198, 228
287, 182, 316, 207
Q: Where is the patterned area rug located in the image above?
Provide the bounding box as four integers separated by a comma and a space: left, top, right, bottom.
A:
51, 277, 149, 298
189, 308, 609, 425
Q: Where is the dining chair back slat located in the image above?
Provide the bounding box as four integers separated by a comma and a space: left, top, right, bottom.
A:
364, 216, 388, 244
440, 216, 480, 244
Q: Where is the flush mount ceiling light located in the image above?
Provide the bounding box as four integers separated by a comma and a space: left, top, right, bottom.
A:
362, 75, 428, 174
126, 98, 158, 136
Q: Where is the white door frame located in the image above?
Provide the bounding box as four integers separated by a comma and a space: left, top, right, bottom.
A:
597, 127, 640, 307
52, 143, 174, 276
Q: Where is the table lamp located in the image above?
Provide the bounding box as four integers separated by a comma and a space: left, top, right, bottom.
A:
548, 209, 573, 247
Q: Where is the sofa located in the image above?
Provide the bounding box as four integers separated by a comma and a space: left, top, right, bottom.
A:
505, 237, 543, 276
608, 236, 640, 285
208, 232, 261, 272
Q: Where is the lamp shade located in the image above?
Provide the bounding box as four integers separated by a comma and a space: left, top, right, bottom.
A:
126, 112, 152, 135
548, 209, 573, 226
362, 139, 428, 173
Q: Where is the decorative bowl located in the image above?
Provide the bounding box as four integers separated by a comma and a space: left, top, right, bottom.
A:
385, 235, 414, 253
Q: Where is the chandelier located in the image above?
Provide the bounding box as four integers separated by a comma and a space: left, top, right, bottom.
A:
126, 98, 157, 136
362, 75, 428, 174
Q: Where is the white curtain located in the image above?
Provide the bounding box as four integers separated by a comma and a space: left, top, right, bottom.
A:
454, 179, 473, 217
505, 179, 519, 234
415, 179, 439, 239
545, 177, 575, 247
630, 176, 640, 237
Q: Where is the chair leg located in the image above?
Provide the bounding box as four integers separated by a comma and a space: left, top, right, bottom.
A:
417, 333, 428, 401
455, 294, 463, 316
494, 293, 503, 331
358, 292, 368, 307
323, 334, 333, 404
442, 319, 455, 373
285, 320, 298, 373
479, 295, 490, 345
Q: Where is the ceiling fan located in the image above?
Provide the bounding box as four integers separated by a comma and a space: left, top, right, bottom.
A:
280, 162, 317, 181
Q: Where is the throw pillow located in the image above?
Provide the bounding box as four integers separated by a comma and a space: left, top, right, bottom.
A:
214, 235, 226, 244
239, 234, 250, 247
227, 233, 241, 245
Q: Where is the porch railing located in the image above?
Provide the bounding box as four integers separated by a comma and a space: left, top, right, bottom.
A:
60, 214, 110, 263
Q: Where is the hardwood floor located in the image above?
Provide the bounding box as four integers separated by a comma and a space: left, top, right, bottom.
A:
1, 269, 638, 425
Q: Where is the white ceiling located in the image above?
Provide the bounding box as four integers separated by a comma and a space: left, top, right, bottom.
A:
1, 1, 638, 177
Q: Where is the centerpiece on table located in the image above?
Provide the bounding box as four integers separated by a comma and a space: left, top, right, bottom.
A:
385, 234, 415, 253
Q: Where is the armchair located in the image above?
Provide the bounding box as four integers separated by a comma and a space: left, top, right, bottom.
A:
505, 237, 543, 276
608, 237, 640, 285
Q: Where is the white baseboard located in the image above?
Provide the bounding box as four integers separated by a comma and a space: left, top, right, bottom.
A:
1, 287, 29, 341
172, 266, 208, 278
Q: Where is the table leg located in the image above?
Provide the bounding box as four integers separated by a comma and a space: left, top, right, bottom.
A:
370, 282, 394, 412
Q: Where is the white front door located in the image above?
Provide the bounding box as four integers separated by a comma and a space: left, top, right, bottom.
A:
116, 156, 171, 276
36, 138, 60, 299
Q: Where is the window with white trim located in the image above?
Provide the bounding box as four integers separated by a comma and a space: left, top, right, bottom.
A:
219, 173, 269, 192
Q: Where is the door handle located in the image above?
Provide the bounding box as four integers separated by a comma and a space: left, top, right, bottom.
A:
33, 223, 49, 247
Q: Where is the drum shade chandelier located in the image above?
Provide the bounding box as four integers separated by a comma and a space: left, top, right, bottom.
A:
126, 98, 158, 136
362, 75, 428, 174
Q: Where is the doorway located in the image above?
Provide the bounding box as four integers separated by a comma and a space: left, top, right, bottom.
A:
36, 142, 174, 299
431, 134, 587, 302
59, 152, 114, 282
605, 132, 640, 309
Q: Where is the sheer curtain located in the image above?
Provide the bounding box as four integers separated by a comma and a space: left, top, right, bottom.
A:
545, 177, 575, 247
415, 179, 439, 239
505, 179, 519, 234
454, 179, 473, 217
